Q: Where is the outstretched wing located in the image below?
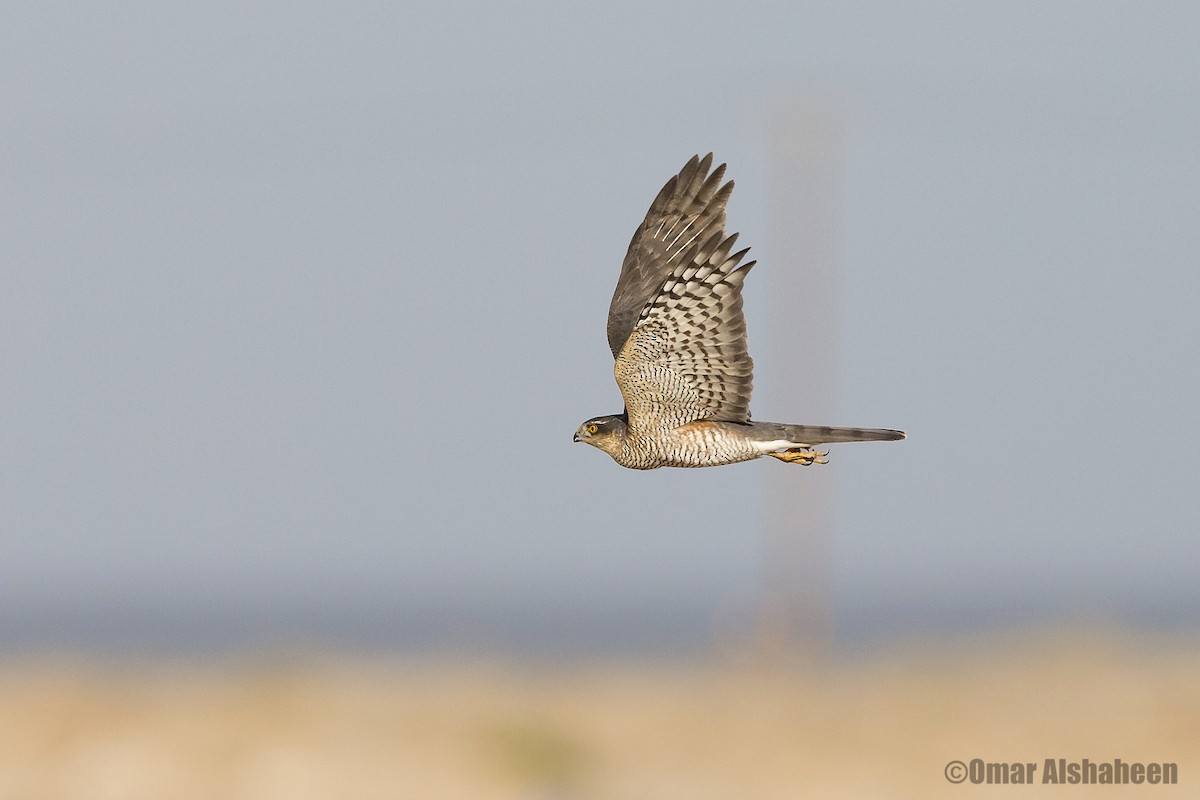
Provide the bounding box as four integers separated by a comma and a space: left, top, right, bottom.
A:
614, 226, 756, 430
606, 154, 733, 358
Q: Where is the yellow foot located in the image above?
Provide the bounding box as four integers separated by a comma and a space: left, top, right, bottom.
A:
767, 447, 829, 466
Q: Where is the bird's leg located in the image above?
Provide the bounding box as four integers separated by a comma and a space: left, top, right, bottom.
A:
767, 447, 829, 466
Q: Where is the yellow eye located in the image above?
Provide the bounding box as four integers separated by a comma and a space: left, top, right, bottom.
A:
587, 424, 598, 434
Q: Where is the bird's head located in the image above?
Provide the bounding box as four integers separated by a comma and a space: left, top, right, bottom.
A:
573, 414, 627, 455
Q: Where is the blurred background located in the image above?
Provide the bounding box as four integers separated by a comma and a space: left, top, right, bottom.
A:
3, 1, 1199, 797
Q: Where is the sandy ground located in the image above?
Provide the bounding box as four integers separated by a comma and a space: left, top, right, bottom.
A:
0, 630, 1196, 799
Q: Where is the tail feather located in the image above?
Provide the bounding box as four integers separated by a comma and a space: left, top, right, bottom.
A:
747, 421, 906, 445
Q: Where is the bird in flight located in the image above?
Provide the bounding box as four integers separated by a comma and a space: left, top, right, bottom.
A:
574, 154, 904, 469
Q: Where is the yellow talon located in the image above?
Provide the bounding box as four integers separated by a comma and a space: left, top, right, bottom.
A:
768, 447, 829, 466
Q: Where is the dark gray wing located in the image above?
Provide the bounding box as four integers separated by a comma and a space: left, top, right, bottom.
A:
606, 154, 734, 358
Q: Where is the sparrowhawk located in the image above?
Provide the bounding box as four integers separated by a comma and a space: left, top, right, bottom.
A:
574, 154, 904, 469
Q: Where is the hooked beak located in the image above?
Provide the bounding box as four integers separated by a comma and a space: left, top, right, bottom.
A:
573, 432, 581, 442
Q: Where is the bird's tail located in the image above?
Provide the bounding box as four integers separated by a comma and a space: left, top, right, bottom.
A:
746, 421, 906, 446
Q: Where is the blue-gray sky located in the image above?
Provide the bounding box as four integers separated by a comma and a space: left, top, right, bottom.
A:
3, 1, 1199, 652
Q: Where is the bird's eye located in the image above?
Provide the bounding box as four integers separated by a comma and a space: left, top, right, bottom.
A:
587, 424, 598, 434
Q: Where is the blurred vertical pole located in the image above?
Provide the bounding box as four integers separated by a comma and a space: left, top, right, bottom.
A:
758, 98, 844, 666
